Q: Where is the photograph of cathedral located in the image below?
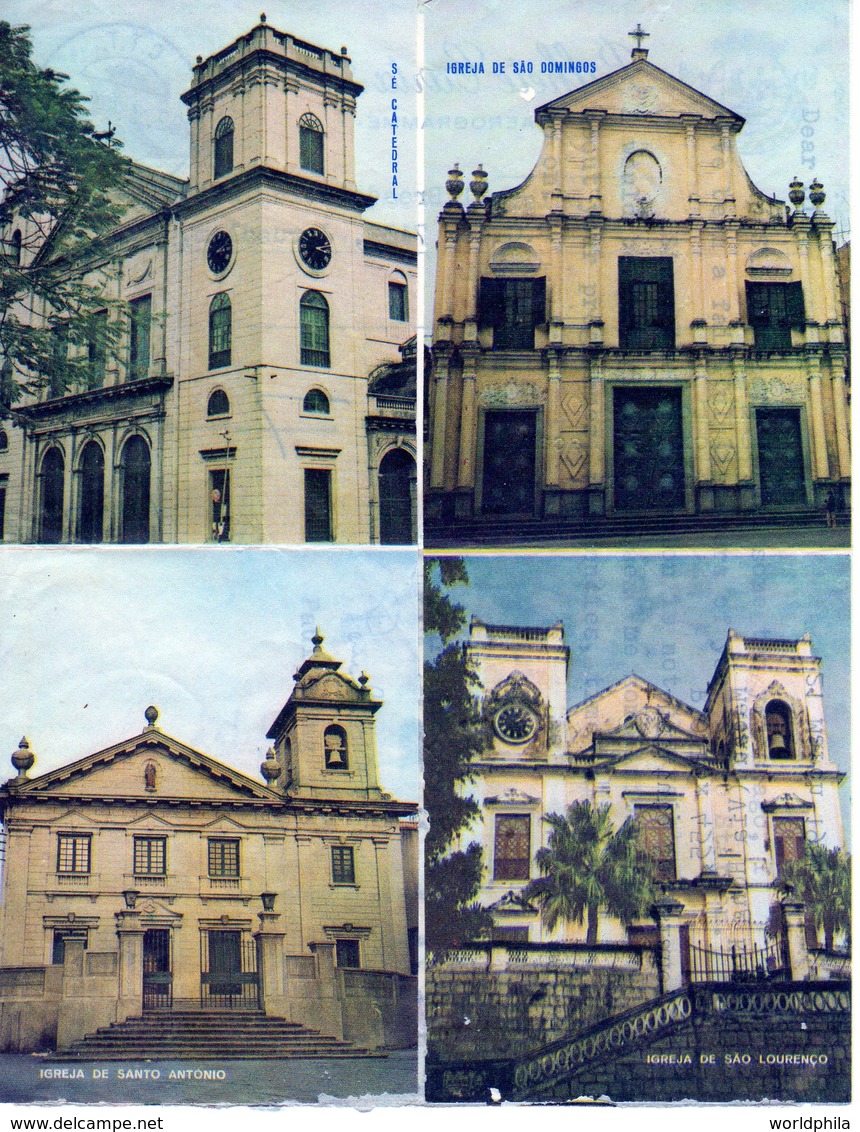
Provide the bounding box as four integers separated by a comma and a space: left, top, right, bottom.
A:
0, 8, 417, 545
0, 548, 420, 1103
423, 1, 849, 546
425, 555, 849, 1102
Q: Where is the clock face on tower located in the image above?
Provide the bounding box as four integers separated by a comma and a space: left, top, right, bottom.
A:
299, 227, 332, 271
207, 230, 233, 275
494, 703, 538, 744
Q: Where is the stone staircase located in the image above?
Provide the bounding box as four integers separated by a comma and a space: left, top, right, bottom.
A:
55, 1010, 382, 1060
425, 507, 849, 547
426, 980, 850, 1103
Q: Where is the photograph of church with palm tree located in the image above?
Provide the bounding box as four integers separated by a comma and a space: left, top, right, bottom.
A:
424, 555, 850, 1103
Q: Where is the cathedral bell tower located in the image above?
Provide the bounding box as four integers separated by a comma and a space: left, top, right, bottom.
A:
465, 619, 569, 761
182, 15, 364, 194
265, 629, 387, 800
704, 631, 834, 770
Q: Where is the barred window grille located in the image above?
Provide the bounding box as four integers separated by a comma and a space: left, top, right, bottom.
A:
129, 295, 152, 380
304, 468, 332, 542
208, 838, 240, 877
57, 834, 91, 874
634, 804, 676, 881
214, 117, 234, 179
208, 293, 232, 369
299, 113, 324, 175
300, 291, 330, 368
493, 814, 530, 880
134, 837, 166, 876
618, 257, 675, 349
331, 845, 355, 884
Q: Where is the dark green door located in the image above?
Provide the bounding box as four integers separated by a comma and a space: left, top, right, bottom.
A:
756, 408, 806, 507
209, 930, 242, 996
481, 410, 537, 515
613, 387, 685, 511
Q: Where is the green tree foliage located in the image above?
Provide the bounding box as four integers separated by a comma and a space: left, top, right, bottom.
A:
0, 22, 129, 404
424, 557, 493, 954
777, 842, 851, 952
523, 800, 658, 944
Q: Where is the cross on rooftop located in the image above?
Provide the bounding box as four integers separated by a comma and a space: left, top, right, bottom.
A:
629, 23, 650, 50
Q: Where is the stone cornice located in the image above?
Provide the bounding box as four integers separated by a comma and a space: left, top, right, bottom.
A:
174, 164, 376, 218
13, 376, 174, 425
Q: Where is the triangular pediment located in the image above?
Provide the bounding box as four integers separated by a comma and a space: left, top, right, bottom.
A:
537, 58, 743, 124
485, 787, 541, 807
298, 669, 365, 702
601, 712, 704, 743
37, 162, 186, 268
8, 729, 280, 804
592, 744, 713, 774
567, 674, 707, 752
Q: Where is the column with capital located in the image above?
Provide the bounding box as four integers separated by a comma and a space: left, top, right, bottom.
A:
115, 909, 144, 1024
806, 356, 831, 487
456, 349, 478, 501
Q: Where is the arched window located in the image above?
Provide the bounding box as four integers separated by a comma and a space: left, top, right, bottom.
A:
214, 117, 234, 179
378, 447, 416, 544
765, 700, 794, 759
303, 387, 329, 414
388, 271, 409, 322
120, 434, 151, 544
9, 229, 22, 267
300, 291, 330, 368
299, 113, 324, 175
207, 388, 230, 417
0, 430, 7, 452
208, 293, 232, 370
39, 447, 65, 543
324, 725, 349, 770
77, 441, 105, 544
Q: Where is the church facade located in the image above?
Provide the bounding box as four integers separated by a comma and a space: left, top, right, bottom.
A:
426, 41, 849, 540
0, 632, 417, 1053
463, 619, 844, 952
0, 17, 417, 546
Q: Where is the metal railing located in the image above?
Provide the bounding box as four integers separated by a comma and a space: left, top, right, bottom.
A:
689, 936, 786, 983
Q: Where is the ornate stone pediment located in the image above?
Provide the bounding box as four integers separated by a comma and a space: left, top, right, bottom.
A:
761, 793, 814, 813
489, 890, 538, 914
484, 787, 541, 807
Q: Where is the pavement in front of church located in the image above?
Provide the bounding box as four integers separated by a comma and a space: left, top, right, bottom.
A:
0, 1050, 419, 1107
443, 526, 851, 550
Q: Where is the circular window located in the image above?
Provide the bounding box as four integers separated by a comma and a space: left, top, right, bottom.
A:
494, 703, 537, 744
298, 227, 332, 272
207, 230, 233, 275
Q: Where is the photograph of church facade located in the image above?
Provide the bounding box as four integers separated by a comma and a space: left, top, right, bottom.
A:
0, 631, 418, 1060
426, 557, 849, 1102
0, 16, 417, 546
425, 34, 849, 545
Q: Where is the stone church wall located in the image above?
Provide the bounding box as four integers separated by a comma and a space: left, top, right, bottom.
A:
426, 950, 661, 1061
547, 994, 850, 1103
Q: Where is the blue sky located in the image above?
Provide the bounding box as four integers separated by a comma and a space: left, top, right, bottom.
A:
0, 548, 421, 801
432, 552, 850, 829
5, 0, 416, 229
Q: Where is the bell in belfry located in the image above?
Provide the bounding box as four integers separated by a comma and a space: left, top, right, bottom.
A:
766, 709, 789, 754
325, 728, 348, 768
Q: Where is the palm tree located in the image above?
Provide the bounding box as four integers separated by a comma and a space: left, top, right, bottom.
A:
777, 843, 851, 953
522, 800, 658, 945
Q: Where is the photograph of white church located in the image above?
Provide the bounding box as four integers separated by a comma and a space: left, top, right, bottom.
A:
425, 554, 849, 1102
0, 12, 417, 545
